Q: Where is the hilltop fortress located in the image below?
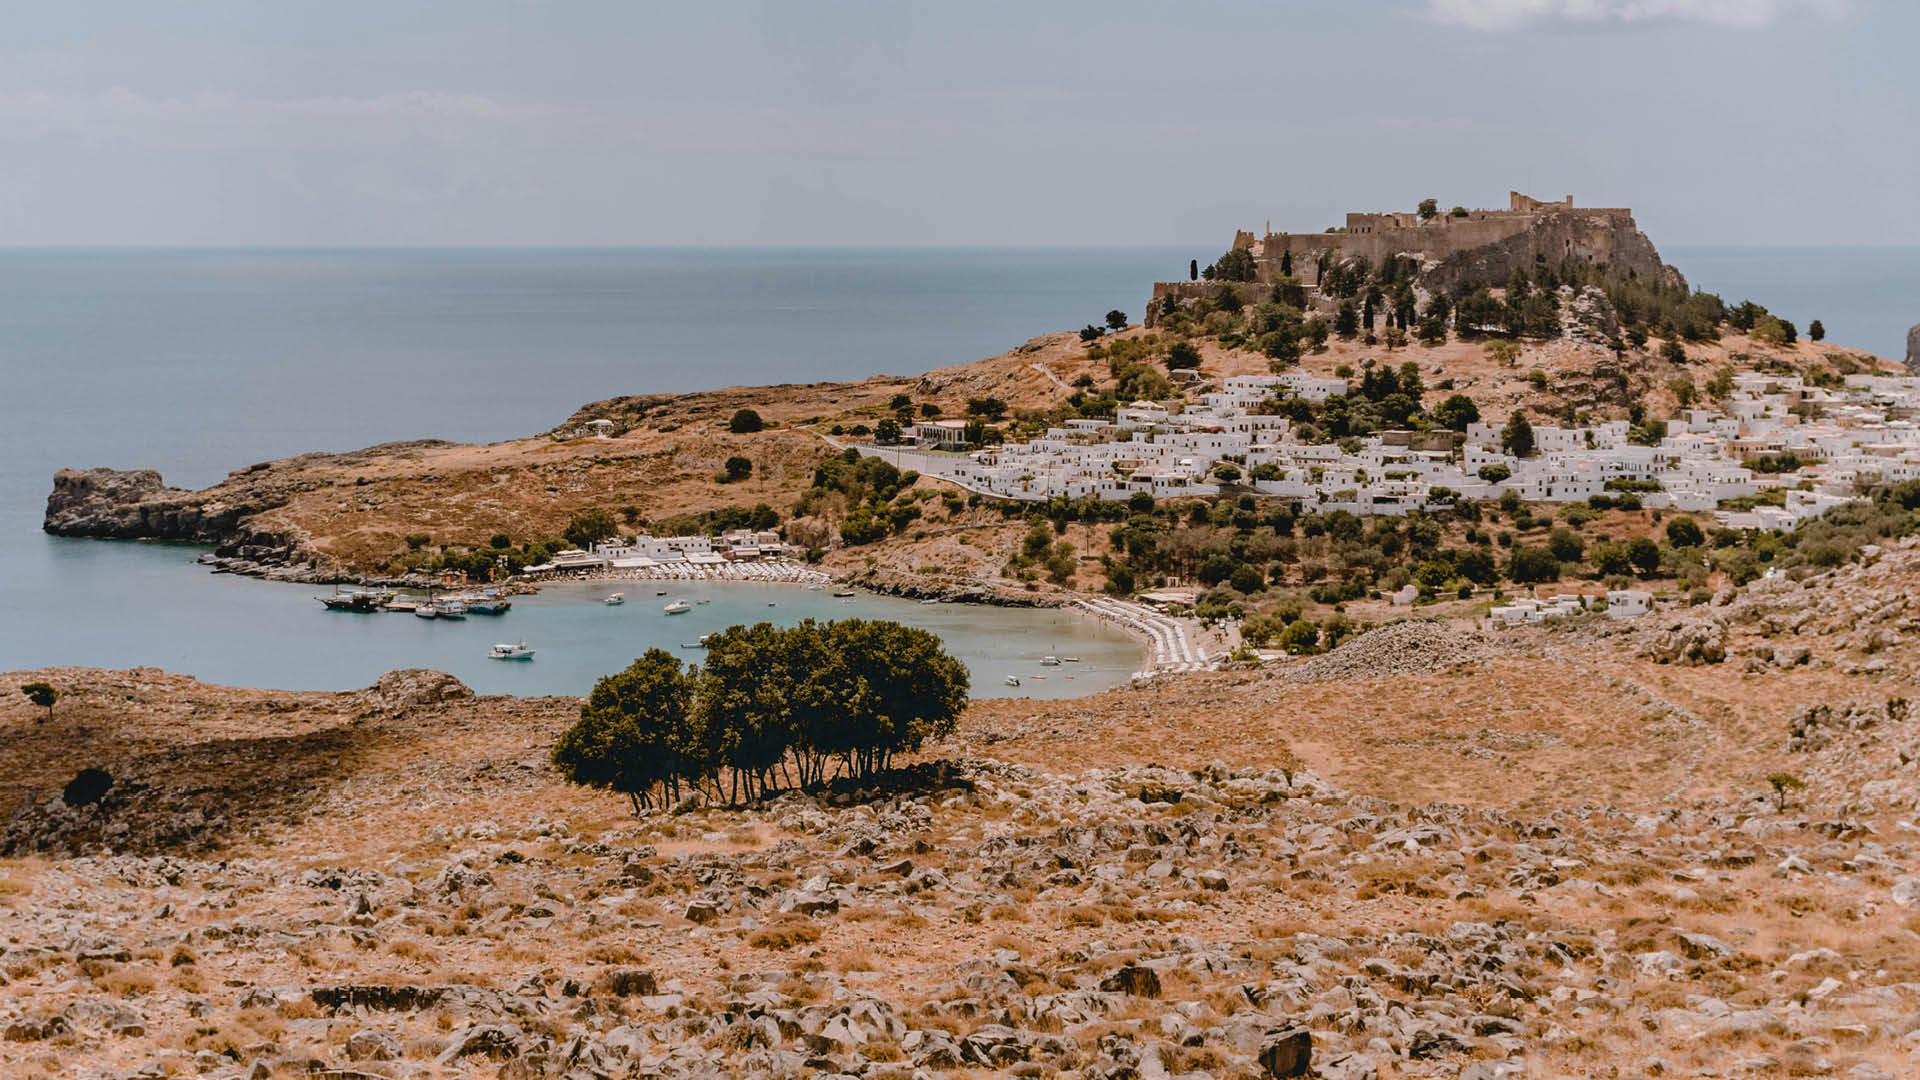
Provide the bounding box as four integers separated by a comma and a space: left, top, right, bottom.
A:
1149, 191, 1684, 324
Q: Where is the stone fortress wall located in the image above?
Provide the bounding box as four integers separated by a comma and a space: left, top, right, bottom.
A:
1148, 192, 1684, 326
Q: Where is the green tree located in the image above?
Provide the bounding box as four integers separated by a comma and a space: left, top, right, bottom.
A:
18, 682, 58, 722
1334, 300, 1360, 339
1591, 540, 1633, 577
1229, 564, 1264, 594
728, 408, 764, 434
1210, 248, 1257, 282
1501, 411, 1536, 458
1808, 319, 1825, 342
1506, 545, 1561, 584
1765, 772, 1806, 812
723, 456, 754, 482
874, 419, 901, 445
1417, 198, 1439, 221
1456, 548, 1499, 585
1627, 536, 1662, 576
1432, 394, 1480, 432
1484, 339, 1520, 367
552, 650, 699, 811
489, 533, 512, 549
1665, 516, 1704, 548
1105, 309, 1128, 331
564, 509, 619, 549
812, 620, 968, 779
1278, 618, 1320, 653
1477, 463, 1511, 484
1547, 527, 1585, 563
1661, 339, 1687, 365
1166, 341, 1202, 370
966, 396, 1008, 420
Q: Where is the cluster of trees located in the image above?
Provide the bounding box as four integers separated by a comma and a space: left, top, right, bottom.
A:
1258, 359, 1482, 442
796, 449, 925, 545
1161, 247, 1820, 366
552, 619, 969, 809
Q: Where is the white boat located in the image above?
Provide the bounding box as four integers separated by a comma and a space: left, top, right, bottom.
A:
919, 598, 939, 605
605, 593, 625, 605
833, 590, 856, 598
488, 641, 535, 661
1040, 656, 1062, 667
433, 599, 468, 619
1062, 656, 1082, 663
696, 598, 711, 605
1004, 675, 1021, 687
413, 603, 439, 619
663, 599, 692, 615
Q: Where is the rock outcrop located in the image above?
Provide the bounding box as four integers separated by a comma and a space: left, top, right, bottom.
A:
44, 466, 327, 579
1907, 321, 1919, 373
43, 468, 237, 542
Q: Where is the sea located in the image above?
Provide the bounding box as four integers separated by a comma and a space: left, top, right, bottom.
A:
2, 244, 1916, 697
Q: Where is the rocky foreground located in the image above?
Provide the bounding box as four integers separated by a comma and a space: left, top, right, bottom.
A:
5, 596, 1920, 1080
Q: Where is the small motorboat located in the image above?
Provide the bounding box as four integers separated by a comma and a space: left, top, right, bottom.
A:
604, 593, 625, 606
1040, 656, 1062, 667
833, 590, 856, 598
488, 641, 535, 661
655, 589, 667, 596
663, 598, 692, 615
1061, 656, 1082, 663
1004, 675, 1021, 687
681, 633, 712, 649
920, 598, 939, 605
696, 598, 711, 605
413, 603, 439, 619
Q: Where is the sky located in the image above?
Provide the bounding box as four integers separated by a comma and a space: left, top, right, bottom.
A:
0, 0, 1914, 247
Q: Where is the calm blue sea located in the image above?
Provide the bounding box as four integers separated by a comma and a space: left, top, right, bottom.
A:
2, 245, 1915, 695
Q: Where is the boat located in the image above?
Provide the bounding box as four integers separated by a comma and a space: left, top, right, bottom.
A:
432, 598, 468, 619
656, 589, 667, 596
413, 603, 439, 620
488, 641, 535, 661
696, 598, 711, 605
1040, 656, 1062, 667
316, 588, 391, 613
833, 590, 856, 598
604, 593, 625, 606
1004, 675, 1021, 687
920, 598, 939, 605
663, 598, 692, 615
681, 633, 712, 649
462, 595, 512, 615
1061, 656, 1082, 663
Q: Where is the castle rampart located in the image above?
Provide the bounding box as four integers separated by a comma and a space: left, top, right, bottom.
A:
1147, 192, 1682, 326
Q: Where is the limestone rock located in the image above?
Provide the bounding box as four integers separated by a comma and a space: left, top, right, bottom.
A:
1908, 322, 1920, 374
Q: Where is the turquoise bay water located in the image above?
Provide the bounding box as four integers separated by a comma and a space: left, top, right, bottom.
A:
2, 245, 1915, 696
19, 540, 1137, 698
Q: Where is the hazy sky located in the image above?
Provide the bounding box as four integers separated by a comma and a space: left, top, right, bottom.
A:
1, 0, 1913, 246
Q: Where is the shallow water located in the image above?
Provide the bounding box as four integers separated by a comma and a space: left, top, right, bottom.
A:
9, 537, 1139, 699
